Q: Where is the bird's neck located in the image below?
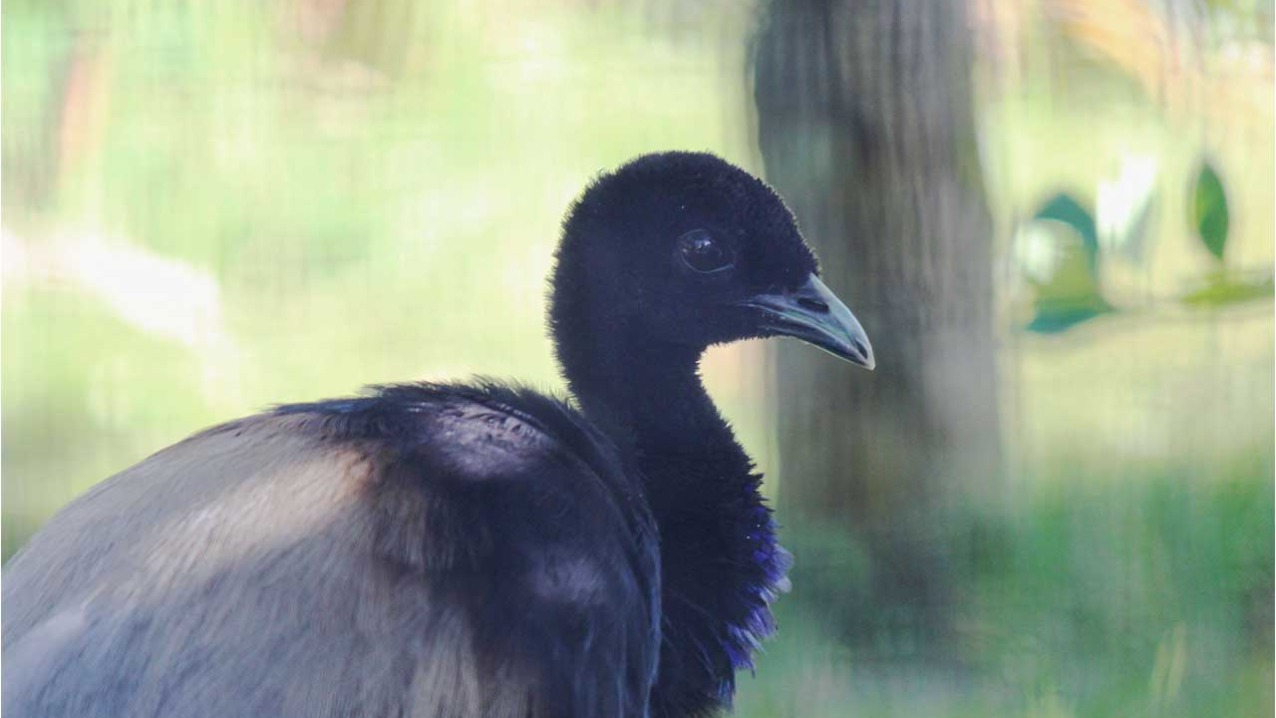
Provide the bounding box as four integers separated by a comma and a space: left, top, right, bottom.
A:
560, 324, 790, 716
564, 333, 728, 454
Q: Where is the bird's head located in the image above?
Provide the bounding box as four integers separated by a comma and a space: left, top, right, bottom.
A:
551, 151, 874, 369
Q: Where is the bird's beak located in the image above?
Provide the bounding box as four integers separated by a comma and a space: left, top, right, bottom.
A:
739, 274, 875, 369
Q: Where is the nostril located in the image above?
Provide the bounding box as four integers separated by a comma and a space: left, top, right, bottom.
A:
796, 297, 829, 314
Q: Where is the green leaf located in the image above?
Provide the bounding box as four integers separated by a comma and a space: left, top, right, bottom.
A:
1182, 272, 1274, 308
1026, 297, 1115, 334
1034, 193, 1099, 276
1022, 194, 1111, 333
1190, 161, 1229, 261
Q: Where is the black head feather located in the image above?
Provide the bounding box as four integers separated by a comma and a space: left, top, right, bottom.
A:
551, 151, 820, 357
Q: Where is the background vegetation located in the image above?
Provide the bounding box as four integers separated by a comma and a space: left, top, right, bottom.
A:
3, 1, 1272, 716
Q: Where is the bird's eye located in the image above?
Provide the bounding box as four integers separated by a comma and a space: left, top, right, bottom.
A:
676, 230, 735, 274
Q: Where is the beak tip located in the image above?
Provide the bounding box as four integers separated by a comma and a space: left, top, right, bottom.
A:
743, 273, 877, 371
848, 348, 875, 370
850, 338, 875, 371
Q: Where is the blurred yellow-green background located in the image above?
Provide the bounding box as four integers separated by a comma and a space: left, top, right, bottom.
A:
3, 1, 1272, 716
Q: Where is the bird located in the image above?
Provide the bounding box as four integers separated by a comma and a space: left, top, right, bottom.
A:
2, 151, 874, 718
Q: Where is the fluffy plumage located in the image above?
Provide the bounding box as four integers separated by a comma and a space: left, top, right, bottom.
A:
3, 152, 872, 718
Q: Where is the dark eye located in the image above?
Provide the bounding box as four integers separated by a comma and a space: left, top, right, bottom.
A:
676, 229, 735, 274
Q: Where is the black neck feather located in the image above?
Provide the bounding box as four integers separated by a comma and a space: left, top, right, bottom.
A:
554, 309, 790, 718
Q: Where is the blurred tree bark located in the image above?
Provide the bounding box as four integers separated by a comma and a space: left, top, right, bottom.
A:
753, 0, 1000, 646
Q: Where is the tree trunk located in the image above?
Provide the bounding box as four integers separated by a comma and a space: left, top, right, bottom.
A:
753, 0, 1000, 648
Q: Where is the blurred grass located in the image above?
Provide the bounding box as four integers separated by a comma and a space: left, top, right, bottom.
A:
2, 0, 1272, 716
740, 458, 1273, 718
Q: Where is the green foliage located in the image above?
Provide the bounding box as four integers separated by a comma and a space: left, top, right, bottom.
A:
1034, 194, 1100, 273
1182, 271, 1275, 307
1020, 162, 1269, 323
1190, 161, 1230, 262
1023, 193, 1114, 333
1178, 159, 1273, 308
738, 462, 1274, 718
1024, 294, 1114, 334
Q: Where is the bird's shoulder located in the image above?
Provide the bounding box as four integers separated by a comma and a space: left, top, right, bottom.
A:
267, 380, 656, 576
272, 379, 626, 488
274, 381, 663, 712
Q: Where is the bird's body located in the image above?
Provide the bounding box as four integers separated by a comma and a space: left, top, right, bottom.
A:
5, 383, 659, 717
3, 152, 873, 717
